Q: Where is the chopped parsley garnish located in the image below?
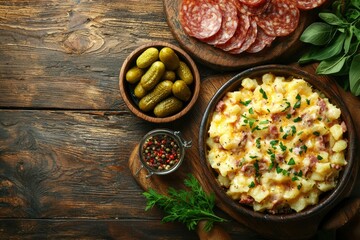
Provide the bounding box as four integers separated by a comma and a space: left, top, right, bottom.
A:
240, 100, 251, 106
300, 145, 308, 153
259, 120, 269, 124
282, 102, 291, 112
294, 170, 303, 177
297, 183, 303, 190
306, 99, 310, 105
259, 88, 268, 99
249, 107, 254, 114
293, 117, 302, 122
286, 114, 292, 119
313, 131, 320, 136
270, 140, 279, 149
276, 166, 283, 174
251, 125, 261, 132
248, 181, 255, 188
256, 138, 261, 149
317, 155, 323, 160
282, 132, 289, 139
291, 126, 297, 136
288, 158, 296, 165
292, 176, 299, 181
279, 142, 287, 151
294, 94, 302, 109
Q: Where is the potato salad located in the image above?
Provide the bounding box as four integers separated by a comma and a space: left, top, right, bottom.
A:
206, 73, 348, 214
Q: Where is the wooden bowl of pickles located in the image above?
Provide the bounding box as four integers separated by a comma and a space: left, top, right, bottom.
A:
119, 41, 200, 123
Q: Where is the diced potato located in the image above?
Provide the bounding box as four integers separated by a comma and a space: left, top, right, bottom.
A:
241, 77, 258, 90
332, 140, 347, 152
330, 152, 346, 165
329, 124, 343, 140
262, 73, 275, 84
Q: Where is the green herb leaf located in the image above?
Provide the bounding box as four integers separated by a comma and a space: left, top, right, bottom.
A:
319, 12, 348, 27
288, 158, 296, 165
293, 117, 302, 122
249, 181, 255, 188
259, 88, 268, 99
143, 174, 227, 232
298, 33, 346, 64
316, 55, 347, 74
349, 54, 360, 96
240, 100, 251, 106
300, 22, 335, 45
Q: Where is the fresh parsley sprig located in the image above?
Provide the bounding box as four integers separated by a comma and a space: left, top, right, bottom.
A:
143, 174, 227, 232
298, 0, 360, 96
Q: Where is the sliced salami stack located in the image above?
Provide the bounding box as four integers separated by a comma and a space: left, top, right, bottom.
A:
179, 0, 327, 55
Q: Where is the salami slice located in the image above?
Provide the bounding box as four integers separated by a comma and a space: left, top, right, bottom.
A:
233, 0, 271, 16
295, 0, 328, 10
180, 0, 223, 40
246, 26, 276, 53
239, 0, 267, 7
229, 18, 257, 54
253, 0, 299, 37
216, 13, 250, 51
204, 0, 239, 45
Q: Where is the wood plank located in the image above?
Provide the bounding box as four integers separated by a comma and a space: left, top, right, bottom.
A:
0, 0, 175, 109
0, 218, 268, 240
0, 110, 157, 218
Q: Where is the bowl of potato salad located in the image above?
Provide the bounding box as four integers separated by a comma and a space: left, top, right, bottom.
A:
199, 65, 357, 239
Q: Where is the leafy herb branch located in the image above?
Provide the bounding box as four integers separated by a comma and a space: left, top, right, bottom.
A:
143, 174, 227, 232
299, 0, 360, 96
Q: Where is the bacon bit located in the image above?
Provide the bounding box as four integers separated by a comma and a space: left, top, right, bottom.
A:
239, 195, 254, 205
271, 113, 282, 121
309, 155, 318, 168
213, 136, 220, 143
341, 121, 347, 133
302, 113, 314, 126
238, 132, 248, 149
330, 164, 342, 170
275, 153, 285, 163
317, 99, 327, 114
241, 163, 255, 177
215, 100, 226, 112
268, 125, 279, 138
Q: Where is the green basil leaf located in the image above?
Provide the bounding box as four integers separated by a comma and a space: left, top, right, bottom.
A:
316, 55, 347, 74
300, 22, 335, 45
319, 12, 348, 27
348, 41, 360, 55
349, 54, 360, 96
353, 26, 360, 41
347, 8, 360, 22
298, 32, 345, 64
350, 0, 360, 10
344, 29, 353, 54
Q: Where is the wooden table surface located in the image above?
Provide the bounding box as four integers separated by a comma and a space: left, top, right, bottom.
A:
0, 1, 359, 239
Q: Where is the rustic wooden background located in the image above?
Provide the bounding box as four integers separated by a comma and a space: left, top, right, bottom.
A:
0, 0, 359, 239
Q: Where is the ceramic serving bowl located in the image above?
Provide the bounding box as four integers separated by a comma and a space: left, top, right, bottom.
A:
198, 65, 358, 240
119, 41, 200, 123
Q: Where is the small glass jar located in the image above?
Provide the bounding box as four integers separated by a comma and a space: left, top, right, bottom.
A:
136, 129, 192, 178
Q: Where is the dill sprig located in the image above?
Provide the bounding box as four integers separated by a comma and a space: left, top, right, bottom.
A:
143, 174, 227, 232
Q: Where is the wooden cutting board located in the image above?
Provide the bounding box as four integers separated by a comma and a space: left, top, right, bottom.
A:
163, 0, 318, 71
128, 64, 360, 239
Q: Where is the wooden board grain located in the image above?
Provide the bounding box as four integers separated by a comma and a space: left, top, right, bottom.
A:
129, 64, 360, 239
163, 0, 318, 71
